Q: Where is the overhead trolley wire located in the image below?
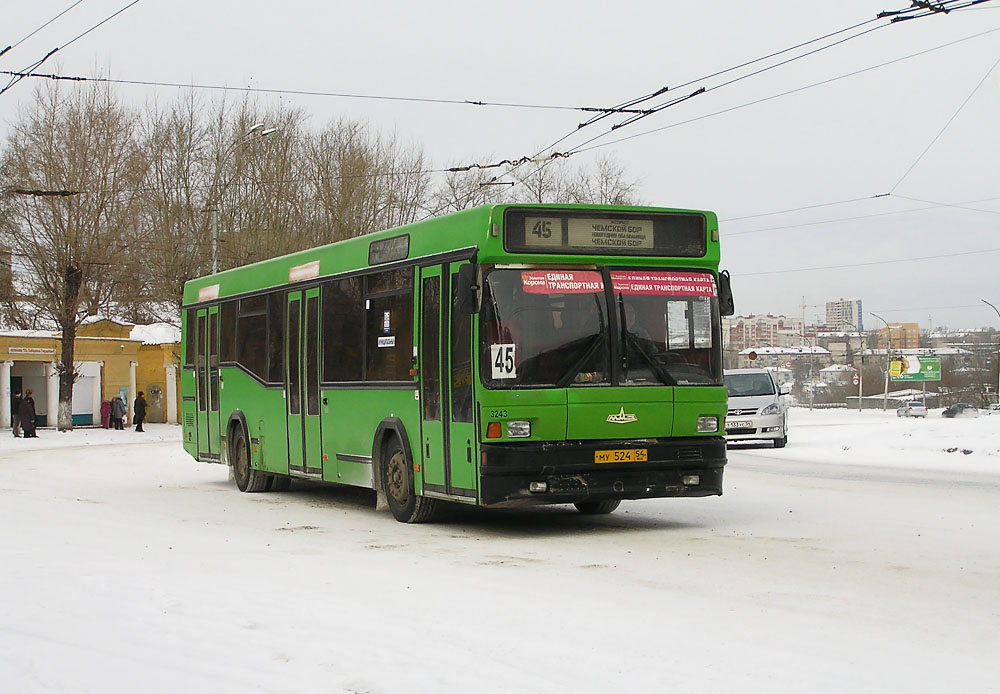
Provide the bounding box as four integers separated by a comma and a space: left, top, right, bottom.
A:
0, 0, 85, 61
515, 0, 996, 192
569, 25, 1000, 157
0, 71, 665, 116
1, 0, 142, 97
889, 53, 1000, 192
739, 247, 1000, 276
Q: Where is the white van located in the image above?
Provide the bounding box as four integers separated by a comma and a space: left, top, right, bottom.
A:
723, 368, 789, 448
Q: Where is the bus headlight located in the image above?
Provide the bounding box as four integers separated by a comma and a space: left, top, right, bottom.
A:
506, 421, 531, 438
697, 416, 719, 433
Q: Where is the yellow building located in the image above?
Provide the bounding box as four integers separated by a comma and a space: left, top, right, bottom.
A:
1, 318, 180, 429
877, 322, 920, 350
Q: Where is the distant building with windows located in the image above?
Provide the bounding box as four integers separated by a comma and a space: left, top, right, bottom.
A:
877, 322, 921, 350
723, 314, 804, 354
825, 298, 863, 332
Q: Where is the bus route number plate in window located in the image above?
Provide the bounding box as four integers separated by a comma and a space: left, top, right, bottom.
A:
595, 448, 648, 463
491, 344, 517, 379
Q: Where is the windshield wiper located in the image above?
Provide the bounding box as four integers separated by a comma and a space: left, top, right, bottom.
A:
623, 331, 677, 386
617, 292, 675, 386
555, 294, 607, 387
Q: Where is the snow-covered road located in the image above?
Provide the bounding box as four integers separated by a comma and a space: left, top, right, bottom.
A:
1, 411, 998, 692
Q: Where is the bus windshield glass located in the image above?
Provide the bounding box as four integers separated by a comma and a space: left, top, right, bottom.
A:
481, 268, 720, 388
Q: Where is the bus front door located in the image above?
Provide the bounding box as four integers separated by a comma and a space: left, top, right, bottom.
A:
287, 289, 322, 476
195, 305, 221, 460
418, 263, 477, 499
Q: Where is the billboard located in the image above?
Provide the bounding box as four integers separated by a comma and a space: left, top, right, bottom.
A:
890, 355, 941, 381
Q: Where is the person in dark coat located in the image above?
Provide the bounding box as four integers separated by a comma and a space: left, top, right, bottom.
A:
12, 390, 22, 437
18, 389, 37, 438
111, 394, 126, 430
134, 391, 147, 432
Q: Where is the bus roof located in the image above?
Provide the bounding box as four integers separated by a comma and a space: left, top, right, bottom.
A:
182, 203, 719, 306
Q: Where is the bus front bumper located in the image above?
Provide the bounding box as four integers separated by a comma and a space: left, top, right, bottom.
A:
479, 437, 726, 507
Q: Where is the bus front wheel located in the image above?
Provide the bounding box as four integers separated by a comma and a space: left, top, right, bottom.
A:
231, 425, 269, 493
381, 440, 438, 523
574, 500, 621, 515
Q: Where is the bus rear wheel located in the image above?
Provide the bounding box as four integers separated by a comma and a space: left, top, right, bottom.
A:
381, 440, 438, 523
231, 425, 269, 493
574, 500, 621, 515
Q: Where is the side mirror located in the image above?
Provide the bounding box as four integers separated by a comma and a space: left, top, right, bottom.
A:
779, 385, 791, 396
453, 264, 480, 314
718, 269, 735, 317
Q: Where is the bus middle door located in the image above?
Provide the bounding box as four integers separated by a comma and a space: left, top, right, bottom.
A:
196, 305, 221, 460
418, 265, 446, 493
287, 289, 322, 476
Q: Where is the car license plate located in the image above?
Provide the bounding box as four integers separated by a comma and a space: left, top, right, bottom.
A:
727, 420, 752, 429
595, 448, 648, 463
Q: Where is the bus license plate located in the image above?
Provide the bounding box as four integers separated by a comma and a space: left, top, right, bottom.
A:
595, 448, 648, 464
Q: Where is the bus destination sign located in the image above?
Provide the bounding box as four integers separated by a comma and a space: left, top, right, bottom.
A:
504, 208, 707, 257
524, 217, 653, 250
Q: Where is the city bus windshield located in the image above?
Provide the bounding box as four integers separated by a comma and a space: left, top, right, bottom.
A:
481, 268, 720, 388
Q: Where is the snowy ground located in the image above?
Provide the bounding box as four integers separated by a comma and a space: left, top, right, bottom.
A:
1, 410, 998, 693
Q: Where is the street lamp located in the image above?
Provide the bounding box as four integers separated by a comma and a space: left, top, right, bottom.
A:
870, 312, 892, 411
983, 299, 1000, 404
209, 123, 277, 274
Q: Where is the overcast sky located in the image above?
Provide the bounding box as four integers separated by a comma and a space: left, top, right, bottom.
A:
2, 1, 998, 330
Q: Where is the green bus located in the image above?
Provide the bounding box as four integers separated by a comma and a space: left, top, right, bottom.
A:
181, 204, 735, 522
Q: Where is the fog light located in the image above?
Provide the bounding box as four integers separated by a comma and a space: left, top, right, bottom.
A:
507, 420, 531, 438
697, 416, 719, 433
682, 475, 700, 486
529, 481, 548, 493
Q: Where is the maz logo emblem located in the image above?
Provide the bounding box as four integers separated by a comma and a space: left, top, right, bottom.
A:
607, 407, 638, 424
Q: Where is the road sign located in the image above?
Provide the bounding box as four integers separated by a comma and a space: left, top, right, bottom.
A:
852, 375, 860, 386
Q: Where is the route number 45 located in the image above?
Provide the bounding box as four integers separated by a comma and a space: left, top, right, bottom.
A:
531, 220, 554, 239
490, 344, 517, 379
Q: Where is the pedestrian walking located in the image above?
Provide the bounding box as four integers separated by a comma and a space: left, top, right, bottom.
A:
18, 389, 37, 438
134, 391, 147, 432
12, 390, 22, 437
111, 394, 126, 430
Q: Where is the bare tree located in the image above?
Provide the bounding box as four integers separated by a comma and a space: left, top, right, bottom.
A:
564, 154, 642, 205
302, 120, 430, 246
0, 82, 148, 429
428, 159, 509, 214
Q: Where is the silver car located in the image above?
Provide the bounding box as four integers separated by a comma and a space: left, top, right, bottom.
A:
724, 369, 789, 448
897, 401, 928, 418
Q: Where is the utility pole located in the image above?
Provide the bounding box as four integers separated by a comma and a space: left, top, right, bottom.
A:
984, 299, 1000, 404
871, 313, 891, 411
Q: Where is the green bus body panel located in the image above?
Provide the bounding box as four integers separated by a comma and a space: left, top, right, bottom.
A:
321, 388, 418, 488
566, 387, 674, 440
219, 368, 288, 473
476, 389, 567, 443
672, 386, 728, 437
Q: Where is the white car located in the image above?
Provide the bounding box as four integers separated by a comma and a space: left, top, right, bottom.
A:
724, 368, 789, 448
896, 401, 928, 418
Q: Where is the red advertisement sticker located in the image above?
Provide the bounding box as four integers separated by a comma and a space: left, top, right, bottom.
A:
521, 270, 604, 294
610, 271, 717, 297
